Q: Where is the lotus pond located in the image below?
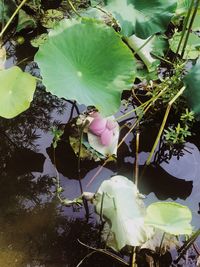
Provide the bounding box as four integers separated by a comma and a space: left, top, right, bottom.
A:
1, 0, 200, 266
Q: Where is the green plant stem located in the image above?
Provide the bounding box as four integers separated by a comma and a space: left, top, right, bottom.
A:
78, 240, 129, 266
0, 0, 28, 38
146, 86, 186, 165
151, 53, 174, 66
116, 86, 168, 122
181, 0, 200, 58
52, 146, 63, 203
176, 0, 195, 56
78, 121, 90, 219
159, 232, 166, 256
78, 130, 84, 195
67, 0, 81, 17
134, 131, 140, 188
131, 247, 137, 267
76, 251, 97, 267
132, 35, 154, 57
174, 229, 200, 264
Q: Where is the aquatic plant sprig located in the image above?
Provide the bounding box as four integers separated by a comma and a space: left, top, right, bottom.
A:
146, 86, 186, 165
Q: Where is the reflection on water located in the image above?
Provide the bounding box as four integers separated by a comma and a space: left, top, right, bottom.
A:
1, 18, 200, 267
1, 87, 200, 266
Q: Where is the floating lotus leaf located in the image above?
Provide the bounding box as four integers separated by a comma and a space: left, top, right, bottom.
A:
103, 0, 177, 38
184, 59, 200, 115
0, 67, 36, 119
145, 202, 192, 235
35, 19, 135, 116
95, 176, 154, 251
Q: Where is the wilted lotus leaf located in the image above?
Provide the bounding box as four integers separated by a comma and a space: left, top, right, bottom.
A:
95, 176, 154, 251
35, 18, 136, 116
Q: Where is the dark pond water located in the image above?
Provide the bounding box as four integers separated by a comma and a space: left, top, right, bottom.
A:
1, 14, 200, 267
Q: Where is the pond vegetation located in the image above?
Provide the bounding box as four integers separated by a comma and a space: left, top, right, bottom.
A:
1, 0, 200, 266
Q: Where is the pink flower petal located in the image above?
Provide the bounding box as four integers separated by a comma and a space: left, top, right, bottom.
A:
106, 119, 117, 130
89, 117, 107, 136
100, 128, 113, 146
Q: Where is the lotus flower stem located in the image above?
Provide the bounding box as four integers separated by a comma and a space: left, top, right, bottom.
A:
0, 0, 29, 38
146, 86, 186, 165
67, 0, 81, 17
131, 247, 137, 267
159, 232, 166, 256
134, 131, 140, 188
118, 86, 168, 149
174, 229, 200, 264
76, 251, 97, 267
78, 120, 90, 218
78, 240, 129, 266
116, 85, 168, 122
181, 0, 200, 58
175, 0, 195, 56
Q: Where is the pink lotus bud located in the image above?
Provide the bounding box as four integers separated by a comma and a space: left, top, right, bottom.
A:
106, 119, 117, 130
89, 117, 107, 136
100, 128, 113, 146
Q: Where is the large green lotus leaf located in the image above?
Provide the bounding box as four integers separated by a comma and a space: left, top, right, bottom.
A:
184, 59, 200, 115
126, 34, 167, 71
0, 67, 36, 119
145, 202, 192, 235
169, 31, 200, 59
95, 175, 154, 251
103, 0, 177, 38
35, 19, 135, 116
